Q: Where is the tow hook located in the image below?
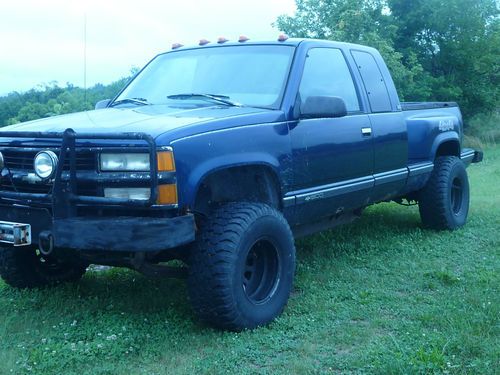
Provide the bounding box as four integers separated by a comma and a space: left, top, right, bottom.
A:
39, 231, 54, 256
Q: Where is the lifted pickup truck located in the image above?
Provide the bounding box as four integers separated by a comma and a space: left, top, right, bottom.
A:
0, 37, 482, 330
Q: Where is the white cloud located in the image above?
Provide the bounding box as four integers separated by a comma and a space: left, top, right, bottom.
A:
0, 0, 296, 94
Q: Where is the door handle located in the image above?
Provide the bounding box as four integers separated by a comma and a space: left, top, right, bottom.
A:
361, 127, 372, 136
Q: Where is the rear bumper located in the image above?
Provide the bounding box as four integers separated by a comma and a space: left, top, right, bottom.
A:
0, 204, 195, 252
461, 148, 483, 166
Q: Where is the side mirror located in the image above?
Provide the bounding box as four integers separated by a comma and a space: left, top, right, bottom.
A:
300, 96, 347, 119
95, 99, 111, 110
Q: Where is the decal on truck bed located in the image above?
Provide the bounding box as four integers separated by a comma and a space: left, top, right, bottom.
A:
439, 119, 455, 132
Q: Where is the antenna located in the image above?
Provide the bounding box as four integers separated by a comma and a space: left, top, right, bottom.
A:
83, 12, 87, 108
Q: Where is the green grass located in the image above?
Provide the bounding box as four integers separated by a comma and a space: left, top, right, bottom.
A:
1, 148, 499, 375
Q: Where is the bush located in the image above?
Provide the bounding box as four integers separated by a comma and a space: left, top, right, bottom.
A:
464, 112, 500, 147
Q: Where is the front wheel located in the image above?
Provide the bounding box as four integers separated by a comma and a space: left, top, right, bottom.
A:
418, 156, 470, 230
188, 203, 296, 331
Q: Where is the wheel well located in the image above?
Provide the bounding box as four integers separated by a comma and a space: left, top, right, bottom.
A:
435, 141, 460, 158
194, 165, 281, 215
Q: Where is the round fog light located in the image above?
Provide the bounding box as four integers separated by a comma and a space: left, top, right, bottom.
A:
34, 150, 58, 179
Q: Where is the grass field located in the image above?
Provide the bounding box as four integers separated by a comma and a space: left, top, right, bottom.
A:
1, 148, 498, 375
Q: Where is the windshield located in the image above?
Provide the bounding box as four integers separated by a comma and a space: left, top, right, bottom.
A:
114, 45, 295, 109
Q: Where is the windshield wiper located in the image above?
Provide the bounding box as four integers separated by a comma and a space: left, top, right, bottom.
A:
110, 97, 150, 107
167, 93, 242, 107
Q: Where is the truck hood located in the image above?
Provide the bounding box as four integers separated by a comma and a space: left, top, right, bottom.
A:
0, 104, 280, 139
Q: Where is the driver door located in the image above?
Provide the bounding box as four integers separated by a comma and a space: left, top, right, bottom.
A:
289, 47, 374, 224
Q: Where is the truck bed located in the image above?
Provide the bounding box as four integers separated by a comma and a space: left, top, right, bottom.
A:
403, 103, 463, 164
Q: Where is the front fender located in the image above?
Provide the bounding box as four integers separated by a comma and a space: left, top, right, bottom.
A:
185, 153, 281, 205
170, 122, 292, 208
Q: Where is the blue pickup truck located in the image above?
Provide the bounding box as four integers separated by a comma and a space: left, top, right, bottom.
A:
0, 37, 482, 330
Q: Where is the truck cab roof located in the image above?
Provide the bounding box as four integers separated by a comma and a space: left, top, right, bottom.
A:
164, 37, 378, 54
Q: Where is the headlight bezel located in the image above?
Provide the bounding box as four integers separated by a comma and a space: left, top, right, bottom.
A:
98, 148, 177, 204
99, 153, 151, 172
99, 150, 175, 172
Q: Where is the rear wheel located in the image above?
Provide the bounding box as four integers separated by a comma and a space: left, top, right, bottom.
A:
418, 156, 470, 230
188, 202, 296, 331
0, 246, 87, 288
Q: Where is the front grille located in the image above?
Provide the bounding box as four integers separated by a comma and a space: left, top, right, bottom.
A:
2, 149, 96, 171
1, 148, 98, 196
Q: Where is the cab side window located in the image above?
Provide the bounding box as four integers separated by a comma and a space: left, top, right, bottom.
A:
299, 48, 360, 113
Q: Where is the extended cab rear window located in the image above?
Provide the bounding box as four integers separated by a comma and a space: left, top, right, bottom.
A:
351, 50, 392, 113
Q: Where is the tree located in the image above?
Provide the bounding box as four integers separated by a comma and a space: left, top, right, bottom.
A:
0, 71, 135, 126
388, 0, 499, 117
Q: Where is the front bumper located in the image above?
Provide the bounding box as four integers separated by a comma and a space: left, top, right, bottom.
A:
0, 204, 195, 252
0, 129, 193, 252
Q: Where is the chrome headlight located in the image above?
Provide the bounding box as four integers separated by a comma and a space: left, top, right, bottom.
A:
0, 152, 4, 169
100, 153, 150, 171
34, 151, 58, 179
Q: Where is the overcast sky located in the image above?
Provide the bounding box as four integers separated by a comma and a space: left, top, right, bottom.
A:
0, 0, 296, 95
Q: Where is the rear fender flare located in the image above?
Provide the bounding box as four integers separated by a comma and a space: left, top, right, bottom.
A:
430, 132, 460, 160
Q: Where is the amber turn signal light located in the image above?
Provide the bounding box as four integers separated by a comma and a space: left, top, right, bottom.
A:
157, 151, 175, 172
157, 184, 177, 205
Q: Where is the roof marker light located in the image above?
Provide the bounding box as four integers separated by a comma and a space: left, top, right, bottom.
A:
278, 33, 289, 42
217, 36, 228, 44
171, 43, 183, 49
238, 35, 250, 42
199, 39, 210, 46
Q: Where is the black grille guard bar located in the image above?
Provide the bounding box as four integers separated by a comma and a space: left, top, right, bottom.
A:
0, 129, 161, 218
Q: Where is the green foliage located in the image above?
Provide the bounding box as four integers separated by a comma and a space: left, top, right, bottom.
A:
276, 0, 500, 121
0, 73, 135, 127
464, 111, 500, 147
0, 146, 498, 374
388, 0, 500, 117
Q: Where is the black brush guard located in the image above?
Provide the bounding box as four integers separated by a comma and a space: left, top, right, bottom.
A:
0, 128, 160, 216
0, 129, 195, 252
